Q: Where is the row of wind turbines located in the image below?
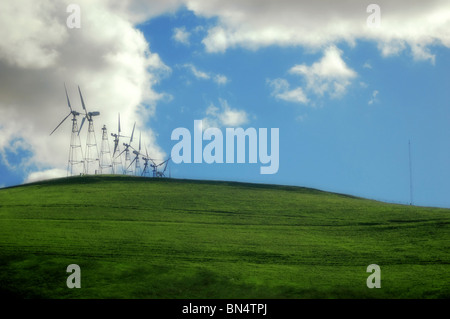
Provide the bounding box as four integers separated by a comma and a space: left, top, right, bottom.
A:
50, 84, 170, 178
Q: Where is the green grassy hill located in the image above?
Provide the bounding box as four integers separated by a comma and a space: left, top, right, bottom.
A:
0, 175, 449, 298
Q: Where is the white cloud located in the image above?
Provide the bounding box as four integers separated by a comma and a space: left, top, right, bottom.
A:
268, 45, 356, 105
0, 0, 169, 184
173, 26, 191, 45
0, 1, 68, 69
184, 63, 211, 79
267, 78, 309, 104
368, 90, 379, 105
214, 74, 228, 85
289, 45, 357, 98
184, 0, 450, 63
203, 99, 249, 129
24, 168, 67, 184
183, 63, 228, 85
410, 43, 436, 64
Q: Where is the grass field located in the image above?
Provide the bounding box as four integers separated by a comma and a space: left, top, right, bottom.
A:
0, 175, 449, 299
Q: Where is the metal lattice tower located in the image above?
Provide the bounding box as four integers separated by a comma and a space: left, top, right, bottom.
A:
50, 84, 84, 177
123, 146, 133, 175
140, 145, 152, 177
77, 86, 100, 175
133, 151, 141, 176
84, 119, 100, 174
111, 114, 125, 174
119, 122, 136, 176
141, 158, 150, 177
128, 132, 142, 176
99, 125, 113, 174
68, 115, 85, 176
112, 141, 124, 174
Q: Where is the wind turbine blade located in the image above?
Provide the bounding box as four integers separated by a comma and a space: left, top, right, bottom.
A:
78, 116, 86, 135
145, 146, 149, 158
130, 122, 135, 144
50, 112, 71, 135
163, 158, 170, 172
117, 148, 127, 158
157, 161, 165, 167
64, 83, 73, 112
127, 157, 137, 170
113, 141, 118, 155
78, 86, 87, 112
118, 113, 121, 133
139, 132, 141, 151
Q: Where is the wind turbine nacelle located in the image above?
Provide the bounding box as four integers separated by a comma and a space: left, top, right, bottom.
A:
89, 111, 100, 116
133, 150, 139, 155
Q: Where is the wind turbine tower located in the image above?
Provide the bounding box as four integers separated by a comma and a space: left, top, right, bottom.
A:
50, 84, 84, 176
118, 122, 135, 175
128, 132, 142, 176
99, 125, 113, 174
141, 146, 151, 177
77, 86, 100, 175
111, 114, 125, 174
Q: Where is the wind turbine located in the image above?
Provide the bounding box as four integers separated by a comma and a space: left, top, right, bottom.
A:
141, 146, 151, 177
150, 157, 171, 178
77, 86, 101, 175
117, 122, 135, 175
111, 114, 128, 174
99, 124, 113, 174
50, 83, 84, 176
127, 132, 142, 176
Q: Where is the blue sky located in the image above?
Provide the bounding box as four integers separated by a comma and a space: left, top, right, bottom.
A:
137, 9, 450, 207
0, 1, 449, 208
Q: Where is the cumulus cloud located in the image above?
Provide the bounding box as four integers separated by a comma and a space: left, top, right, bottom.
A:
183, 63, 228, 85
289, 45, 357, 98
267, 78, 309, 104
184, 0, 450, 63
0, 0, 170, 183
184, 63, 210, 79
214, 74, 229, 85
268, 45, 356, 104
368, 90, 379, 105
173, 26, 191, 45
202, 99, 249, 129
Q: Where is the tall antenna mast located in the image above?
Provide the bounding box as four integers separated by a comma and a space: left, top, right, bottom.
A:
408, 140, 413, 205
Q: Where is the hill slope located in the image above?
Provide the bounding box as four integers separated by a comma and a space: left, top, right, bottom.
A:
0, 175, 449, 298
